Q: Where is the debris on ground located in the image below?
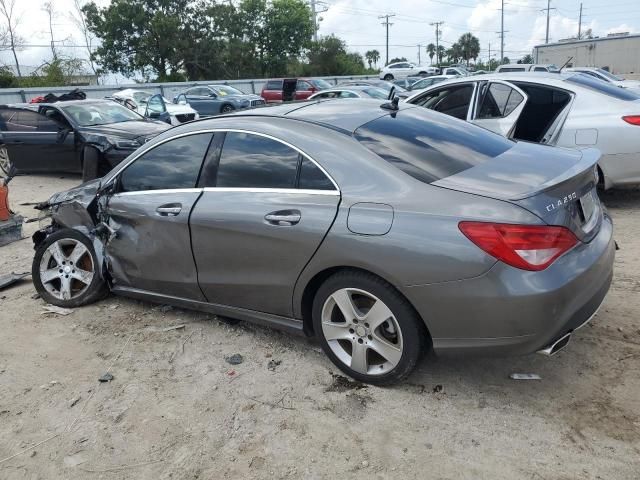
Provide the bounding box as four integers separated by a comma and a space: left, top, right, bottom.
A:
325, 373, 367, 392
162, 324, 185, 332
31, 292, 40, 300
0, 272, 30, 290
433, 384, 443, 393
225, 353, 244, 365
98, 373, 114, 383
41, 305, 74, 316
509, 373, 542, 380
69, 396, 81, 408
226, 369, 236, 377
267, 359, 281, 371
160, 305, 173, 313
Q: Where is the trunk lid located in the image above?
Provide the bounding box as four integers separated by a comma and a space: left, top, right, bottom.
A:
432, 141, 602, 241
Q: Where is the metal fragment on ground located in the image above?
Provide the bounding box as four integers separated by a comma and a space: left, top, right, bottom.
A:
509, 373, 542, 380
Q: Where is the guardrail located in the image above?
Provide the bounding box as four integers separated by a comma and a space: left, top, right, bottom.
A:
0, 75, 381, 104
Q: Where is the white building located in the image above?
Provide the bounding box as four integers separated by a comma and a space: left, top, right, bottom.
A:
533, 33, 640, 75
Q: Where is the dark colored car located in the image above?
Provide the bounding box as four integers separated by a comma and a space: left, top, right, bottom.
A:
0, 100, 170, 181
31, 99, 613, 385
260, 78, 332, 103
392, 77, 422, 89
173, 85, 265, 116
338, 79, 410, 99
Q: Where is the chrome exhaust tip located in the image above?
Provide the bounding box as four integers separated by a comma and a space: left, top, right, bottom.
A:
537, 332, 572, 356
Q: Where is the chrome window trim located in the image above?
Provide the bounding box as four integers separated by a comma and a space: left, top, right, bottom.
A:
114, 188, 202, 197
103, 128, 340, 193
202, 187, 339, 196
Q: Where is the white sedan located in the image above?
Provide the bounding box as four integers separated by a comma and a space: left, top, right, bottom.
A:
379, 62, 437, 81
111, 88, 199, 125
406, 72, 640, 189
565, 67, 640, 89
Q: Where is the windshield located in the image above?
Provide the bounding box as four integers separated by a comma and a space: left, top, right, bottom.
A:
213, 85, 245, 96
596, 68, 624, 81
363, 87, 390, 99
309, 78, 333, 89
62, 103, 143, 126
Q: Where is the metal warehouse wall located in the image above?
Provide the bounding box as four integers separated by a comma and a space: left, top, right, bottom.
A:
534, 36, 640, 75
0, 75, 379, 105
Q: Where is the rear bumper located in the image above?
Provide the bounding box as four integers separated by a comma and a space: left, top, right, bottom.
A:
403, 214, 615, 356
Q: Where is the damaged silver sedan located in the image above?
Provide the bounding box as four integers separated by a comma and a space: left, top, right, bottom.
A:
31, 99, 614, 385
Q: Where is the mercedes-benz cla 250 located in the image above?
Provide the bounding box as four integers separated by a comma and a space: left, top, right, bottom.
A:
31, 99, 614, 384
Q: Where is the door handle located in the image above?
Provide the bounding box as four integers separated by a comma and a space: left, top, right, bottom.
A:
156, 203, 182, 216
264, 210, 301, 226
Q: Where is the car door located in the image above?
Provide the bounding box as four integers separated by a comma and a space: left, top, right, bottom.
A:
186, 87, 218, 116
295, 80, 314, 100
412, 83, 476, 120
144, 94, 171, 124
471, 81, 528, 137
0, 108, 78, 173
190, 130, 340, 317
102, 132, 214, 300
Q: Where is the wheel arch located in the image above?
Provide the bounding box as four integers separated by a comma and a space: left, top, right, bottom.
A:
298, 265, 432, 344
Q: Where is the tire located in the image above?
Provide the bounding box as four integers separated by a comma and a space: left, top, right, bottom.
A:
32, 228, 109, 308
383, 74, 394, 81
312, 270, 427, 385
221, 104, 234, 114
82, 146, 100, 182
418, 71, 427, 76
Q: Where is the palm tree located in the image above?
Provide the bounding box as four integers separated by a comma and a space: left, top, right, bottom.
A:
458, 33, 480, 67
370, 49, 380, 68
426, 43, 436, 65
436, 45, 445, 65
365, 50, 375, 69
446, 43, 461, 63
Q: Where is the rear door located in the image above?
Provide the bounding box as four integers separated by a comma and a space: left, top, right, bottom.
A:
190, 130, 340, 317
0, 108, 78, 173
103, 132, 213, 300
411, 82, 476, 120
144, 94, 171, 123
471, 81, 528, 137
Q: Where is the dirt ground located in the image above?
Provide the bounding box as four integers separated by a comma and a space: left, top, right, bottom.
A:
1, 174, 639, 480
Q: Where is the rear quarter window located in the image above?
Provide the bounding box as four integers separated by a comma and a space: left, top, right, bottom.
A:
566, 73, 640, 100
354, 107, 513, 183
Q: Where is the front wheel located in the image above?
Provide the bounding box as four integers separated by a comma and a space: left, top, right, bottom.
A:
383, 74, 394, 81
312, 271, 427, 385
221, 104, 234, 114
32, 228, 108, 308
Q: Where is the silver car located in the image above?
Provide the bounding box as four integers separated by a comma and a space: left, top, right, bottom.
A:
406, 72, 640, 189
31, 99, 615, 385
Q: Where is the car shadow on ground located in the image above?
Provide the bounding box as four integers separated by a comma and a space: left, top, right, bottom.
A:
599, 186, 640, 209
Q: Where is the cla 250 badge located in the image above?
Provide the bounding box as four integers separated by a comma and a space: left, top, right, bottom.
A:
546, 192, 577, 212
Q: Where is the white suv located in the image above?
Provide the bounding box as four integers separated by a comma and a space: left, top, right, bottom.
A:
380, 62, 437, 80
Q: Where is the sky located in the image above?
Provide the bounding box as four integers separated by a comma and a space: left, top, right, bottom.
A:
1, 0, 639, 83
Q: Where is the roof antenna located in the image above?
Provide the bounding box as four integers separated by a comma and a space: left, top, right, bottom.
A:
380, 96, 399, 111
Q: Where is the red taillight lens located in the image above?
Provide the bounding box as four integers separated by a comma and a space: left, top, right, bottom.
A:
622, 115, 640, 125
458, 222, 579, 271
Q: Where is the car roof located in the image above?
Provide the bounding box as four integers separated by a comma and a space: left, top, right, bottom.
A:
198, 98, 416, 134
319, 86, 381, 92
428, 71, 577, 85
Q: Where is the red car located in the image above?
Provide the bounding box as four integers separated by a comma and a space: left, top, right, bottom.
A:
260, 78, 333, 103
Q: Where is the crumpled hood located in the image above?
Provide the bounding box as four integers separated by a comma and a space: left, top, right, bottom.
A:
166, 103, 198, 115
78, 120, 170, 140
46, 178, 101, 208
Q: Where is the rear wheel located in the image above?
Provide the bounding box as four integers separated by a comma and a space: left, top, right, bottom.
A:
82, 146, 100, 182
32, 229, 108, 308
221, 104, 234, 114
312, 271, 427, 385
383, 74, 394, 81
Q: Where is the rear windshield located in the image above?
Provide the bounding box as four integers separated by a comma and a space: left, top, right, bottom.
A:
567, 73, 640, 100
354, 107, 513, 183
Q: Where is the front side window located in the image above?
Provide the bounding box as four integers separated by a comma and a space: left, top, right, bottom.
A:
216, 132, 300, 188
477, 83, 524, 119
414, 85, 474, 120
146, 95, 166, 114
297, 80, 312, 91
119, 133, 212, 192
0, 109, 39, 131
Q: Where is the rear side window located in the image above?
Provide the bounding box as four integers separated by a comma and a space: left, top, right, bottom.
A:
298, 158, 334, 190
265, 80, 282, 90
413, 85, 474, 120
566, 73, 640, 100
216, 132, 299, 188
119, 133, 212, 192
354, 107, 513, 184
477, 83, 524, 119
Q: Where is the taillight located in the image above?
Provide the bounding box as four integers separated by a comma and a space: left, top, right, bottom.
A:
622, 115, 640, 125
458, 222, 578, 271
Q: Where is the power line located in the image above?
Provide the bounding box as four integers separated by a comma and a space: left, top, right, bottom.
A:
378, 14, 395, 65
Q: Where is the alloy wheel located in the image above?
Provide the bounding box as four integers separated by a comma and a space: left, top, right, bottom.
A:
39, 238, 95, 301
321, 288, 403, 375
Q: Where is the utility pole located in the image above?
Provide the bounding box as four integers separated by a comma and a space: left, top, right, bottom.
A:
578, 3, 583, 40
430, 21, 444, 67
542, 0, 556, 44
379, 14, 395, 65
500, 0, 504, 64
310, 0, 317, 42
488, 42, 491, 70
417, 44, 421, 65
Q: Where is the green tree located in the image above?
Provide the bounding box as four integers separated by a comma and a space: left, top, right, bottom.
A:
304, 35, 366, 76
389, 57, 407, 64
458, 32, 480, 67
446, 43, 462, 63
436, 45, 445, 65
426, 43, 435, 64
518, 53, 533, 64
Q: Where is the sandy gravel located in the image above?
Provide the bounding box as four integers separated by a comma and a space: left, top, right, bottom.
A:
0, 174, 639, 479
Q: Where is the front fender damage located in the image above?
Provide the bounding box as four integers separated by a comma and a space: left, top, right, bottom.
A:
32, 178, 113, 285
